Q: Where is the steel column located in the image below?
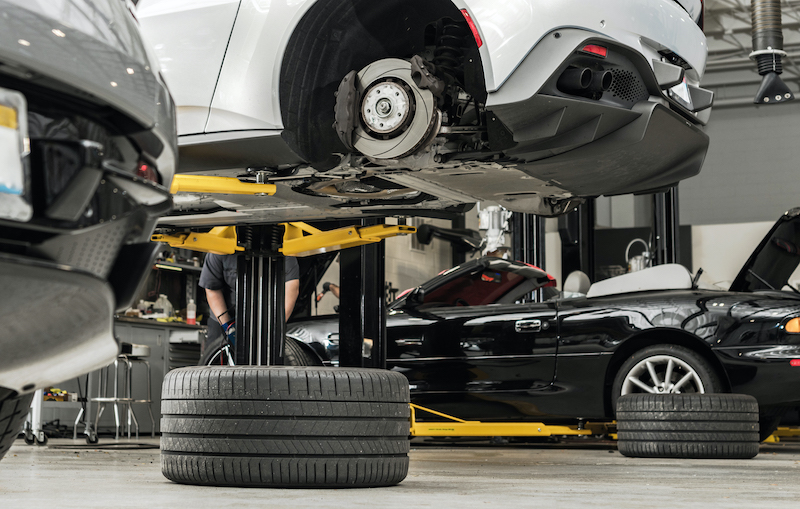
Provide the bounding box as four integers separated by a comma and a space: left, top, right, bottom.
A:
338, 219, 387, 368
512, 213, 546, 301
652, 188, 680, 265
234, 226, 285, 366
558, 200, 596, 282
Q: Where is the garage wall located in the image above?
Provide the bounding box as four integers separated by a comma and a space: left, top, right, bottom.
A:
690, 221, 773, 289
679, 103, 800, 226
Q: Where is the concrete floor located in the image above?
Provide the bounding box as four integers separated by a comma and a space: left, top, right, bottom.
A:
2, 437, 800, 508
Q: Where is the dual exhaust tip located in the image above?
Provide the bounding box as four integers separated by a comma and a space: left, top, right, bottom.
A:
557, 67, 613, 94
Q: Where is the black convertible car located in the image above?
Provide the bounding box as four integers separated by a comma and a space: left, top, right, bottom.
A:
287, 209, 800, 438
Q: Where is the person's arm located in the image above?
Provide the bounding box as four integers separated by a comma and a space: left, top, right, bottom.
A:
205, 288, 232, 326
329, 283, 340, 299
285, 278, 300, 320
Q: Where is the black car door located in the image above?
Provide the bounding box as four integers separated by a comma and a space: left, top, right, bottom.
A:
389, 301, 559, 420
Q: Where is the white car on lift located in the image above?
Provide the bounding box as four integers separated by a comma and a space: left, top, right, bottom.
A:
137, 0, 711, 224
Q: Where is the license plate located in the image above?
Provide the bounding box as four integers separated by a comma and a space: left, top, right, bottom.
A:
0, 87, 32, 222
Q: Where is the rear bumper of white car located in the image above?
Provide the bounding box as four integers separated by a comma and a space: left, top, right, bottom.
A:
486, 30, 710, 198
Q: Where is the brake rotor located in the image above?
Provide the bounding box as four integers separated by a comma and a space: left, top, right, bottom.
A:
352, 58, 440, 160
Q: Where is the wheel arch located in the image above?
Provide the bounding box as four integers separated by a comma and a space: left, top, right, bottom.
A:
278, 0, 478, 169
602, 328, 731, 416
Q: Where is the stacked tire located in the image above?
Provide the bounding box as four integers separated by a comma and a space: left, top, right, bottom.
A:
160, 366, 410, 487
616, 393, 760, 459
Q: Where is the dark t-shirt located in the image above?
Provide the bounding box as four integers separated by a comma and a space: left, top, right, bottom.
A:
199, 254, 299, 324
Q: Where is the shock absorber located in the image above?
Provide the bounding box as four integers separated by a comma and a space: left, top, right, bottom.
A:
433, 20, 468, 84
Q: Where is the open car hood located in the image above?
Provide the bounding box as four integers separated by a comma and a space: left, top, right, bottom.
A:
730, 208, 800, 292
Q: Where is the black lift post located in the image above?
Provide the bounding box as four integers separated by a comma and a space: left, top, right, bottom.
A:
234, 225, 286, 366
652, 187, 680, 266
338, 219, 387, 369
512, 212, 547, 301
558, 199, 596, 282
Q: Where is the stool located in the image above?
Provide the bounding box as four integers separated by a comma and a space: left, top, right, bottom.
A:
92, 344, 155, 440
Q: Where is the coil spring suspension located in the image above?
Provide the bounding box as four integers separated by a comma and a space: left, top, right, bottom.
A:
433, 20, 468, 83
238, 225, 253, 252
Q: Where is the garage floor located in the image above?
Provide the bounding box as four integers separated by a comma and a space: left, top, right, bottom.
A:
2, 437, 799, 507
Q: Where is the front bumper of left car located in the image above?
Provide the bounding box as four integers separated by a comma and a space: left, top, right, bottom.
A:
0, 0, 177, 394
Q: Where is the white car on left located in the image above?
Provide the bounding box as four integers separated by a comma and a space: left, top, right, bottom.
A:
0, 0, 177, 459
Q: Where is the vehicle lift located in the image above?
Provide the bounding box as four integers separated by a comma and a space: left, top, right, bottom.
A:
156, 175, 793, 443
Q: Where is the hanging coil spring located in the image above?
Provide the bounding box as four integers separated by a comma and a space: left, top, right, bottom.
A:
433, 20, 468, 82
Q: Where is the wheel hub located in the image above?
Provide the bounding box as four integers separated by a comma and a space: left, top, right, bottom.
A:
361, 81, 412, 136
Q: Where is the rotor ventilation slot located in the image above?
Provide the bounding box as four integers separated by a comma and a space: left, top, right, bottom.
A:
609, 69, 649, 103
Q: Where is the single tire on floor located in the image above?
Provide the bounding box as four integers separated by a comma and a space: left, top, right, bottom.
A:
160, 365, 410, 487
616, 393, 760, 459
0, 389, 34, 462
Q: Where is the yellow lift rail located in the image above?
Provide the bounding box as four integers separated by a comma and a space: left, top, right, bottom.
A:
169, 174, 277, 196
152, 226, 244, 255
281, 222, 416, 257
409, 403, 614, 438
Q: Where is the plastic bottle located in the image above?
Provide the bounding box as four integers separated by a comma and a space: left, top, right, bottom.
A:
186, 299, 196, 325
154, 294, 173, 317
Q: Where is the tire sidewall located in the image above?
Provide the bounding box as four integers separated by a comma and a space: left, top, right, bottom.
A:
612, 344, 722, 413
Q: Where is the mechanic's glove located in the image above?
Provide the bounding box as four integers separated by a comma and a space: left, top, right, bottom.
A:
223, 320, 236, 346
317, 282, 333, 302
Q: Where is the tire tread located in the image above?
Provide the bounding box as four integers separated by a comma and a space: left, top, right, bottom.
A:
616, 393, 760, 459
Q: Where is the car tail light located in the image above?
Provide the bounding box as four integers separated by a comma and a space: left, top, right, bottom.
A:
785, 317, 800, 333
791, 359, 800, 367
136, 162, 160, 184
579, 44, 608, 58
461, 9, 483, 48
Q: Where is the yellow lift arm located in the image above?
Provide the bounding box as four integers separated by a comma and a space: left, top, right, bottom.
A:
281, 222, 416, 257
169, 174, 276, 196
409, 403, 614, 438
159, 174, 416, 255
151, 226, 244, 255
153, 222, 416, 257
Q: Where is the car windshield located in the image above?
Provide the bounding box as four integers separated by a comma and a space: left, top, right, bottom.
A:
736, 215, 800, 292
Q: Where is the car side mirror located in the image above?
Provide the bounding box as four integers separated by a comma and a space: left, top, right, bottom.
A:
403, 286, 425, 308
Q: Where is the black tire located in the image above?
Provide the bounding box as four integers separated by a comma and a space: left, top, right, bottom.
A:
160, 366, 410, 487
616, 393, 760, 459
758, 406, 786, 442
199, 335, 322, 367
284, 336, 324, 366
0, 389, 34, 461
612, 344, 723, 412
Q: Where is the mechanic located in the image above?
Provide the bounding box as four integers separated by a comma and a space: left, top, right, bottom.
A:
199, 253, 300, 355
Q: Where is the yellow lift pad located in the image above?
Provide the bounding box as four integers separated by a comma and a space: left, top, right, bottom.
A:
152, 226, 244, 255
281, 222, 416, 257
